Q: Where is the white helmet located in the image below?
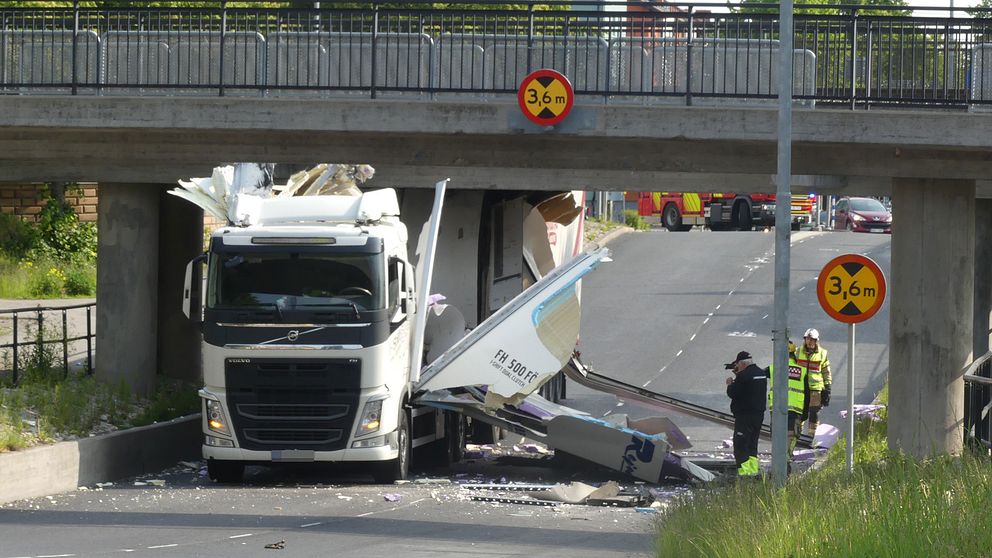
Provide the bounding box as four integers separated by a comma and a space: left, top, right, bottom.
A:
804, 328, 820, 340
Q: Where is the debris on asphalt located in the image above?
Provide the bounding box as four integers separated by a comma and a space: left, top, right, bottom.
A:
264, 540, 286, 550
383, 493, 401, 502
147, 479, 166, 487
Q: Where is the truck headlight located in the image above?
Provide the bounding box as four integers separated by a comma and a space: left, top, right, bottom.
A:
355, 399, 383, 437
205, 399, 230, 435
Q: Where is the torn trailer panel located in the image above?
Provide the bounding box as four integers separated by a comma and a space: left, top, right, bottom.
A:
412, 247, 714, 482
417, 389, 714, 483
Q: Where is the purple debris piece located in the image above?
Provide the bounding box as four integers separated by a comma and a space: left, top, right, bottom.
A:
427, 294, 447, 307
383, 494, 402, 502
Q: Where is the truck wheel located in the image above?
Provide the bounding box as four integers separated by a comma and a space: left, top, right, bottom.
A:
373, 410, 410, 483
207, 459, 244, 483
735, 202, 752, 231
663, 203, 688, 232
469, 418, 503, 445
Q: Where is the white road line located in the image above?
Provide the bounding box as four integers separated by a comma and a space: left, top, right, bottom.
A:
615, 402, 624, 407
707, 312, 714, 317
603, 410, 612, 416
300, 522, 322, 528
642, 380, 652, 387
228, 534, 253, 539
762, 314, 769, 319
676, 350, 683, 357
703, 317, 710, 324
658, 366, 667, 373
38, 554, 75, 557
798, 286, 806, 291
715, 304, 721, 310
728, 290, 735, 296
739, 277, 745, 283
356, 512, 374, 517
689, 333, 696, 341
147, 545, 178, 549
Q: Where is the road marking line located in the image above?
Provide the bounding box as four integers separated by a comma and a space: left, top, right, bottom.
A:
642, 380, 652, 387
300, 522, 322, 528
715, 305, 721, 310
147, 544, 178, 549
615, 402, 624, 407
603, 410, 612, 416
798, 286, 806, 292
228, 534, 253, 539
689, 333, 696, 341
658, 366, 667, 373
38, 554, 75, 557
703, 317, 710, 324
676, 350, 683, 357
739, 277, 745, 283
762, 314, 769, 319
707, 312, 714, 317
728, 290, 735, 296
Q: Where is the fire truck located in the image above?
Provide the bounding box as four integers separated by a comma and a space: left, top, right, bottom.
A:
633, 192, 815, 232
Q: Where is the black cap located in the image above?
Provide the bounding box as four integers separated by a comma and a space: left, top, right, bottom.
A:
724, 350, 752, 369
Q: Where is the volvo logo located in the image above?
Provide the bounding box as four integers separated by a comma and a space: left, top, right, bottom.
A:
287, 330, 300, 342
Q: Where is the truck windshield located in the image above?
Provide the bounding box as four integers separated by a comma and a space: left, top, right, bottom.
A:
206, 251, 385, 312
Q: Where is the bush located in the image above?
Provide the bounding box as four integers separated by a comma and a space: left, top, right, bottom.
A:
0, 212, 39, 259
624, 209, 650, 231
28, 267, 65, 298
63, 266, 96, 296
36, 186, 97, 263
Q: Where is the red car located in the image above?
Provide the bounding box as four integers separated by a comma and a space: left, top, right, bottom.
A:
833, 197, 892, 233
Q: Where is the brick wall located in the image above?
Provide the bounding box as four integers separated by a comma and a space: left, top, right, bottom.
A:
0, 183, 98, 223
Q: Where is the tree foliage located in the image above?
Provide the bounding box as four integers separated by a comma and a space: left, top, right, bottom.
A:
737, 0, 910, 17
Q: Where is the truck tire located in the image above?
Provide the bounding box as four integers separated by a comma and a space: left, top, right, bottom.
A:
735, 201, 752, 231
446, 411, 465, 464
663, 203, 690, 232
207, 459, 244, 483
373, 410, 410, 483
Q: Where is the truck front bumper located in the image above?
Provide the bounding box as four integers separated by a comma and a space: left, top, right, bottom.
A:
203, 429, 400, 463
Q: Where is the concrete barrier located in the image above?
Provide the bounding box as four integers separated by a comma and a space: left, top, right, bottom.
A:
0, 414, 200, 505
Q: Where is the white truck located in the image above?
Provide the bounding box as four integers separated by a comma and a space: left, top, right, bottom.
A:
177, 164, 715, 485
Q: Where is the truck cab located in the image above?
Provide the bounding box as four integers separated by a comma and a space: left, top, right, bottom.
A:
187, 191, 424, 483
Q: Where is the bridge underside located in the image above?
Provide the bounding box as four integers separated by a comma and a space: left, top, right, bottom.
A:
3, 95, 990, 459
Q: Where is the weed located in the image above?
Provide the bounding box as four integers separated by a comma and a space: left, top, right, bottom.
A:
624, 209, 650, 231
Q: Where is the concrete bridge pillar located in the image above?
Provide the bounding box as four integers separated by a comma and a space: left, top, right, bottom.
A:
157, 188, 203, 382
974, 199, 992, 357
889, 178, 975, 457
96, 184, 160, 395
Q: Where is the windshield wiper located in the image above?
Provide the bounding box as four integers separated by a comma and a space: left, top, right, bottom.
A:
297, 302, 362, 319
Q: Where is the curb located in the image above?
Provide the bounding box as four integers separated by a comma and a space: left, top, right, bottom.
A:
590, 226, 635, 247
0, 413, 201, 505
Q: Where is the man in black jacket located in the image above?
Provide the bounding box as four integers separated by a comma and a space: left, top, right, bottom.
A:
725, 350, 768, 476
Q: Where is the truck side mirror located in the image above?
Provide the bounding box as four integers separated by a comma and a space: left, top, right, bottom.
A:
183, 253, 207, 323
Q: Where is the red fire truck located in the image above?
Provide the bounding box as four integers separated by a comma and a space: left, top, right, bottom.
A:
633, 192, 815, 232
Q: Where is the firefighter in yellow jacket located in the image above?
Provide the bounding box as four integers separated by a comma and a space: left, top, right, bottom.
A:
768, 341, 808, 461
797, 328, 831, 438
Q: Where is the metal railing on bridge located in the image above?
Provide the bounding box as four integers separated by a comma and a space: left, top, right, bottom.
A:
0, 1, 991, 108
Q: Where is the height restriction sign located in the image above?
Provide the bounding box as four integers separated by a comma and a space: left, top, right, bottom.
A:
518, 69, 574, 126
817, 254, 887, 324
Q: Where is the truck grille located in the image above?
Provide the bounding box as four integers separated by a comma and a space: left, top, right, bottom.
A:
225, 358, 360, 451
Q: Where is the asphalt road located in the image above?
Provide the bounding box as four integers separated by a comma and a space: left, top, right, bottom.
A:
0, 229, 891, 558
574, 228, 892, 453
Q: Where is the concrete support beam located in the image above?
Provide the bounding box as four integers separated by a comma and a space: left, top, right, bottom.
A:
157, 189, 203, 382
96, 184, 159, 395
889, 178, 975, 457
975, 199, 992, 357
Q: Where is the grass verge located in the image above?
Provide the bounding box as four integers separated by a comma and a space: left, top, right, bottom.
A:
655, 387, 991, 558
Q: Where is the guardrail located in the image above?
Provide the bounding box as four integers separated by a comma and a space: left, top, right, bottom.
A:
964, 349, 992, 452
0, 1, 990, 108
0, 302, 95, 385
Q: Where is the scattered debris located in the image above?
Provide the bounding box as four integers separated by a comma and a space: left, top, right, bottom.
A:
147, 479, 166, 487
95, 482, 114, 488
383, 494, 401, 502
526, 481, 619, 505
839, 405, 886, 421
264, 540, 286, 550
469, 496, 559, 507
413, 478, 451, 485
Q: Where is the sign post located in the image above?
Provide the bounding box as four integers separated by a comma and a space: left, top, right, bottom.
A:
816, 254, 886, 473
517, 69, 574, 127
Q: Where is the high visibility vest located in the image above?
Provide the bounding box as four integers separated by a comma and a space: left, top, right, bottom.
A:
768, 356, 807, 414
798, 346, 829, 391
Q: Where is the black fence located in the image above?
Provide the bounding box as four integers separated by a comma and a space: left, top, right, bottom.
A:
0, 302, 95, 385
964, 350, 992, 453
0, 1, 990, 107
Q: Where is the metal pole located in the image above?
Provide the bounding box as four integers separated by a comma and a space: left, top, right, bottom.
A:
847, 322, 856, 473
772, 0, 795, 487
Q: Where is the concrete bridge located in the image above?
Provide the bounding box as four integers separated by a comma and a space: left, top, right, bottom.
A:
1, 1, 990, 458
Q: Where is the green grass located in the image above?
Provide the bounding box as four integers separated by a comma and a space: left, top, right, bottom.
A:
1, 338, 199, 452
0, 254, 96, 298
655, 386, 991, 558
